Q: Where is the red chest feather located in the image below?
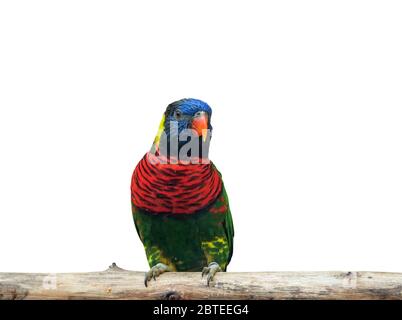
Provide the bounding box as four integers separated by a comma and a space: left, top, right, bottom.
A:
131, 153, 223, 214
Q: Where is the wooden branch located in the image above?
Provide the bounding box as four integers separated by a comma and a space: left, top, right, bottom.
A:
0, 263, 401, 300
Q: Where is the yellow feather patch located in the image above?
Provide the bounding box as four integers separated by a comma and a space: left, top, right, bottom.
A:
145, 245, 176, 271
153, 114, 166, 150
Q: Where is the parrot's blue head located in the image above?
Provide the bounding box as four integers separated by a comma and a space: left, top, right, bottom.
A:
152, 98, 213, 161
164, 98, 213, 135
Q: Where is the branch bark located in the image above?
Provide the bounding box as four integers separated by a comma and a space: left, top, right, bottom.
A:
0, 263, 401, 300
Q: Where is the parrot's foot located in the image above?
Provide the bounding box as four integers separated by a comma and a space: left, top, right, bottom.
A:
144, 263, 169, 287
201, 262, 222, 286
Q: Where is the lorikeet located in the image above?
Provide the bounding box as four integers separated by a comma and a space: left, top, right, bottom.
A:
131, 98, 234, 287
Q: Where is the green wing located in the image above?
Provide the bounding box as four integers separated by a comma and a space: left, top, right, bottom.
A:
131, 203, 143, 242
206, 163, 234, 270
221, 184, 234, 267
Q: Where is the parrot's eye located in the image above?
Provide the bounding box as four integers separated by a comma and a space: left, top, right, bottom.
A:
174, 110, 183, 120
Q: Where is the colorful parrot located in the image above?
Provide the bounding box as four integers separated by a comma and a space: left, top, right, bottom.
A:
131, 98, 234, 287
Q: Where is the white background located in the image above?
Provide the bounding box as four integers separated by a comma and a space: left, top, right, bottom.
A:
0, 1, 401, 273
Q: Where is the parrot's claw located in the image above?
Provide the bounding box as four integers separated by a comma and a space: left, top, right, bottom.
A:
201, 262, 221, 286
144, 263, 169, 287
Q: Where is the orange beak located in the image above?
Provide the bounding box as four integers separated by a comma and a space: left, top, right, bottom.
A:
191, 112, 209, 142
